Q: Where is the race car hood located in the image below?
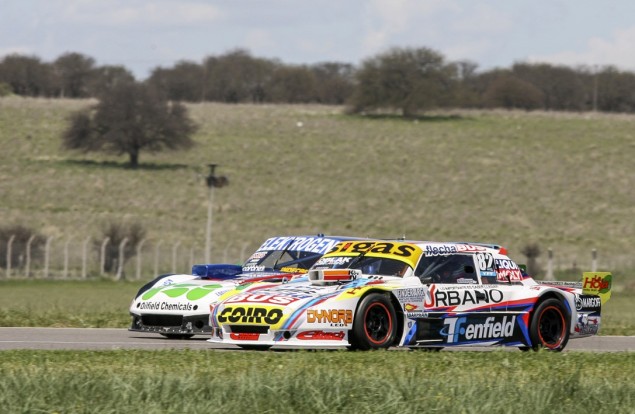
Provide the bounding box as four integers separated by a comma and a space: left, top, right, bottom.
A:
211, 272, 399, 332
130, 272, 293, 316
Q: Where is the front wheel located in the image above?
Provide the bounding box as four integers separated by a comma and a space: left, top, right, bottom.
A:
350, 293, 397, 350
529, 298, 570, 351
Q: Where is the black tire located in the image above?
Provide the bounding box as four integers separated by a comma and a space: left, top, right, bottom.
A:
160, 333, 194, 340
529, 298, 570, 351
350, 293, 397, 350
238, 345, 272, 351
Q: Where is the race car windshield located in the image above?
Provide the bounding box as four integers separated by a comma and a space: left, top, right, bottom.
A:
311, 255, 410, 277
242, 249, 323, 273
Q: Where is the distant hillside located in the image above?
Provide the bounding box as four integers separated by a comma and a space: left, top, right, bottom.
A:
1, 97, 633, 275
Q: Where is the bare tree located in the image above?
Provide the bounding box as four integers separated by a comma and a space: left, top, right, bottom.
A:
62, 82, 197, 168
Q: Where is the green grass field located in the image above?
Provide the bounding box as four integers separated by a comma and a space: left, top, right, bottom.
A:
1, 97, 634, 276
1, 350, 634, 413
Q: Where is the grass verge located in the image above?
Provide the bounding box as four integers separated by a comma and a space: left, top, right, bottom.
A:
1, 350, 634, 413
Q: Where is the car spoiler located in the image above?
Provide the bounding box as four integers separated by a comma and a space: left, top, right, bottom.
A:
538, 272, 613, 304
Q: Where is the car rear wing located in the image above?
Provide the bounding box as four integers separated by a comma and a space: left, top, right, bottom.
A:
538, 272, 613, 304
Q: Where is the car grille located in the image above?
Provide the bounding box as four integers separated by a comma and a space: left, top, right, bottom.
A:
141, 314, 183, 327
229, 325, 269, 334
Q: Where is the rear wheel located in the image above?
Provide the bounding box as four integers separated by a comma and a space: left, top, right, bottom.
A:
350, 293, 397, 350
160, 333, 194, 339
529, 298, 570, 351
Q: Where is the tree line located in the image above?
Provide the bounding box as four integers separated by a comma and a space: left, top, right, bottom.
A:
3, 47, 635, 114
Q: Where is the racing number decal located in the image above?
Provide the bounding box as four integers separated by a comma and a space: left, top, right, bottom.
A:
475, 253, 494, 271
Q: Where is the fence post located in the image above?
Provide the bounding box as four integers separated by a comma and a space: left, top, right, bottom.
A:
25, 234, 35, 278
43, 236, 54, 278
154, 240, 163, 277
82, 237, 90, 279
592, 248, 597, 272
135, 239, 147, 280
546, 248, 554, 280
172, 241, 181, 274
63, 237, 73, 278
240, 242, 250, 265
116, 237, 128, 281
6, 235, 15, 278
100, 237, 110, 276
223, 243, 231, 263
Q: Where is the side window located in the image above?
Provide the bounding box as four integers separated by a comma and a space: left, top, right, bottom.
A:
415, 254, 477, 284
474, 252, 499, 284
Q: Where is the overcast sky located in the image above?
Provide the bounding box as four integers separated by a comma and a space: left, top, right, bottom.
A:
2, 0, 635, 79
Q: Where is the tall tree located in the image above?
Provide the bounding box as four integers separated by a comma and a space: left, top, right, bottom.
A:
53, 52, 96, 98
349, 47, 457, 117
203, 49, 278, 103
88, 65, 135, 97
310, 62, 356, 104
0, 54, 53, 96
62, 82, 197, 168
147, 60, 204, 102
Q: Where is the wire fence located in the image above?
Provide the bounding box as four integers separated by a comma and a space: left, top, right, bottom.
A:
2, 234, 632, 282
0, 236, 256, 281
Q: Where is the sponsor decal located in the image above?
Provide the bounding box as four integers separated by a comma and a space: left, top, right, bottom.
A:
328, 241, 417, 257
575, 295, 601, 311
582, 272, 613, 305
247, 251, 267, 260
230, 333, 260, 341
313, 256, 353, 267
217, 306, 283, 324
394, 288, 426, 301
326, 241, 422, 268
297, 330, 346, 341
424, 286, 503, 308
307, 309, 353, 326
575, 314, 600, 335
442, 315, 516, 343
404, 303, 418, 312
257, 236, 340, 255
137, 301, 194, 311
278, 266, 306, 274
495, 259, 522, 282
224, 292, 301, 305
496, 269, 523, 282
242, 265, 266, 272
425, 244, 486, 256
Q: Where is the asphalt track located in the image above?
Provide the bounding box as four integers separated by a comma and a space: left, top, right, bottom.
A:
1, 327, 634, 352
